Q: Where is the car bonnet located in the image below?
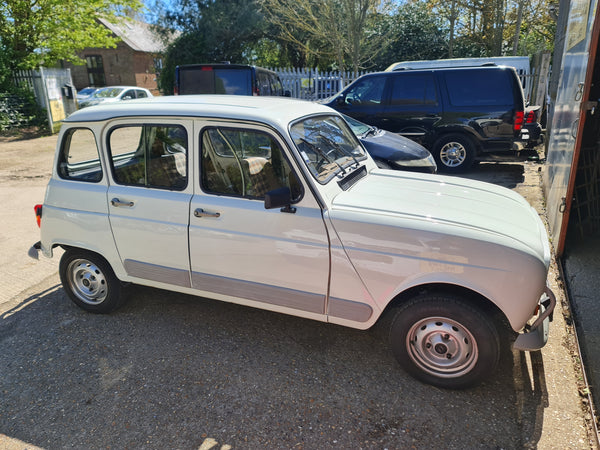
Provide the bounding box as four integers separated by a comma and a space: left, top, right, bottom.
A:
329, 169, 549, 264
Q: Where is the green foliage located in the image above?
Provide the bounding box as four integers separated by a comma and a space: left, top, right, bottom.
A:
0, 0, 143, 72
371, 2, 449, 70
156, 0, 267, 94
152, 0, 555, 86
0, 85, 47, 132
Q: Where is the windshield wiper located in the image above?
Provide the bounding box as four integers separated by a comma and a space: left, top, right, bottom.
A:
299, 138, 347, 175
318, 133, 361, 168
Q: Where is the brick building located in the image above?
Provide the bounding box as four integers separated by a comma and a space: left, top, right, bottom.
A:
64, 18, 175, 95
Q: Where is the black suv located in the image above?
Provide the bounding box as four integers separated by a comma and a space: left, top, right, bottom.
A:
175, 63, 289, 97
325, 66, 526, 172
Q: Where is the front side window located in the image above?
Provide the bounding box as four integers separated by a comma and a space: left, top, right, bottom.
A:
108, 124, 188, 190
58, 128, 102, 182
201, 127, 302, 201
343, 76, 386, 105
290, 115, 366, 183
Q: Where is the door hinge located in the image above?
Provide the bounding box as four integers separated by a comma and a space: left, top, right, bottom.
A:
584, 100, 598, 115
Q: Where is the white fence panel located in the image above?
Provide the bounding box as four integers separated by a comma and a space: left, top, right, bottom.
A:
272, 68, 372, 100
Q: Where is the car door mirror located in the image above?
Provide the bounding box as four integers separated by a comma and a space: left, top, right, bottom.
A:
264, 187, 296, 213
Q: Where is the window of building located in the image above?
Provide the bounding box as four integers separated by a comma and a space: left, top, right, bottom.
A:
86, 55, 106, 87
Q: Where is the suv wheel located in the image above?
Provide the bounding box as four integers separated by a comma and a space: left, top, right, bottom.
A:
433, 134, 476, 172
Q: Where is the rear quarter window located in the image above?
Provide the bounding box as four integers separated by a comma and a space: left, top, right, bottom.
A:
57, 128, 103, 182
444, 70, 514, 107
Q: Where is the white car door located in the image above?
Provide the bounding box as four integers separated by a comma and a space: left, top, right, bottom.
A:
189, 122, 330, 319
105, 120, 194, 287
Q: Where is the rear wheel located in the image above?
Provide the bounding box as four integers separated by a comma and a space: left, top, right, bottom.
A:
59, 249, 125, 313
433, 134, 476, 172
389, 293, 500, 389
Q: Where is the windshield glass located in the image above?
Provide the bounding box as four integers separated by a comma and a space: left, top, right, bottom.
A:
93, 88, 124, 98
290, 115, 366, 183
341, 113, 373, 136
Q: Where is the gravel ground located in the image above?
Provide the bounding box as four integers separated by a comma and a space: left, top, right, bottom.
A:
0, 134, 596, 449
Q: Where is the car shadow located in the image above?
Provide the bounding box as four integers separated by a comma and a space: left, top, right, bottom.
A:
447, 161, 526, 189
0, 286, 548, 449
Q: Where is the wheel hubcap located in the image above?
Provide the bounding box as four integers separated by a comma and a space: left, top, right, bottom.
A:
407, 317, 478, 378
67, 259, 108, 305
440, 142, 466, 167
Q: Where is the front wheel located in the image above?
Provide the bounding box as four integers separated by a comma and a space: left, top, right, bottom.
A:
432, 134, 476, 172
389, 293, 500, 389
59, 249, 125, 314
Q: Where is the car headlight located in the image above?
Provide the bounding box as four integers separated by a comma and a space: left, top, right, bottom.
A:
393, 154, 436, 167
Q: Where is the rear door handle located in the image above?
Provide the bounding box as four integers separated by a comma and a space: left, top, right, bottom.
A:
194, 208, 220, 218
111, 198, 134, 207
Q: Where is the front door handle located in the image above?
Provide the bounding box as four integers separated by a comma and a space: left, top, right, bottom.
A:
111, 198, 134, 207
194, 208, 221, 218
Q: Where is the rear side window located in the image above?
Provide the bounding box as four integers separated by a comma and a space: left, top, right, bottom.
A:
445, 70, 514, 107
58, 128, 103, 182
390, 74, 437, 105
108, 125, 188, 190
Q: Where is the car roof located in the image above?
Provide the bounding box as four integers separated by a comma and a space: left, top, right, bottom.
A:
95, 86, 150, 90
363, 65, 517, 76
65, 95, 336, 131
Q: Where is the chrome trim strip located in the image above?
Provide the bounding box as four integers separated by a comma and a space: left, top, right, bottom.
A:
328, 297, 373, 323
124, 259, 191, 288
191, 271, 325, 314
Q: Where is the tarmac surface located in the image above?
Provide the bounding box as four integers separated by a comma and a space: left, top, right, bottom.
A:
0, 134, 597, 449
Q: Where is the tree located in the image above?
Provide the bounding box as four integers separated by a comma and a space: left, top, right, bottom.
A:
260, 0, 393, 74
0, 0, 143, 74
427, 0, 555, 57
155, 0, 268, 94
373, 1, 448, 68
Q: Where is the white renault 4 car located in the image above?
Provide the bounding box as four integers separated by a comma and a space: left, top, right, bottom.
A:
29, 95, 555, 389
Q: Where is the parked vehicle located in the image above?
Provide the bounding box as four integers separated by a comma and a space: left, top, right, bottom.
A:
175, 63, 290, 97
76, 87, 98, 102
324, 66, 527, 172
78, 86, 153, 108
522, 105, 544, 148
29, 95, 555, 389
342, 114, 436, 173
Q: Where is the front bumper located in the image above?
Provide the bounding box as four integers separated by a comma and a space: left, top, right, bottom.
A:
513, 286, 556, 351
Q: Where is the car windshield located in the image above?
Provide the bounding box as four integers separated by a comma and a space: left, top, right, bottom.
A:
290, 115, 366, 183
341, 113, 373, 137
93, 88, 124, 99
78, 88, 96, 96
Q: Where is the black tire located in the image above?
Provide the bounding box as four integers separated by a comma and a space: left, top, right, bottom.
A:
432, 134, 476, 173
59, 249, 125, 314
389, 293, 500, 389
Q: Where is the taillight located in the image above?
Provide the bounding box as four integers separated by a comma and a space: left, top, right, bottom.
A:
34, 204, 43, 228
525, 111, 536, 124
514, 110, 524, 132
